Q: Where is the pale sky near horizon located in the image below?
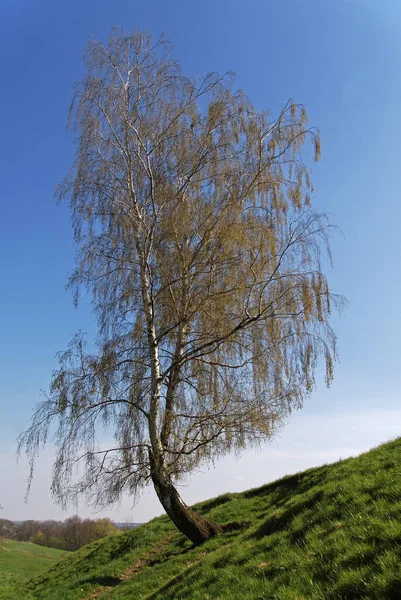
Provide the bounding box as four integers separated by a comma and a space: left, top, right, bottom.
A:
1, 0, 401, 523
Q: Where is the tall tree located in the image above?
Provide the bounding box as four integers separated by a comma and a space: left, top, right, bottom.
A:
19, 29, 343, 545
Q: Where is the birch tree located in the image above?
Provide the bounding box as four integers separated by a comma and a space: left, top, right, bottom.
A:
19, 29, 343, 544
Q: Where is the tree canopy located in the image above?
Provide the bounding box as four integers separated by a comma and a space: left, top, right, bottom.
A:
19, 29, 343, 544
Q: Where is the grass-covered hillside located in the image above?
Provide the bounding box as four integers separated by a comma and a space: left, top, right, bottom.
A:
6, 437, 401, 600
0, 540, 67, 598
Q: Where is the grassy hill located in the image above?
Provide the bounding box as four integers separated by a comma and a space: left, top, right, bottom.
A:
0, 540, 67, 598
5, 437, 401, 600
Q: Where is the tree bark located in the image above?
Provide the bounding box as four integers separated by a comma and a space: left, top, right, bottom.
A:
149, 453, 222, 545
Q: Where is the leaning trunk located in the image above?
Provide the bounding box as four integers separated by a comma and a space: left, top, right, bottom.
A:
150, 457, 222, 545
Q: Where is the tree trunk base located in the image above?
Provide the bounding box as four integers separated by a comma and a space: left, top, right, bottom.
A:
150, 466, 222, 545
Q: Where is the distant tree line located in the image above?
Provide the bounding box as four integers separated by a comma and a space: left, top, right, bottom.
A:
0, 515, 120, 551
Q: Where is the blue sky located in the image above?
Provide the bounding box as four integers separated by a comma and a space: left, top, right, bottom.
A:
1, 0, 401, 522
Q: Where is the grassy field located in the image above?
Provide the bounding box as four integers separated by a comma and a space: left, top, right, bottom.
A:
0, 539, 67, 598
5, 437, 401, 599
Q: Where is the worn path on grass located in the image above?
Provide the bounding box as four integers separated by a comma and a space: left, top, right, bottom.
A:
83, 533, 177, 600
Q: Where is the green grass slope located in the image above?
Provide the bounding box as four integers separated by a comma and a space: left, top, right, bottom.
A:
0, 540, 67, 598
9, 437, 401, 600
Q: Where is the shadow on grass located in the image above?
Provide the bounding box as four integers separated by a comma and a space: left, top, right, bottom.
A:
195, 493, 234, 515
144, 562, 207, 600
384, 577, 401, 600
221, 521, 250, 533
250, 489, 324, 540
108, 540, 136, 561
83, 575, 122, 587
243, 464, 329, 501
